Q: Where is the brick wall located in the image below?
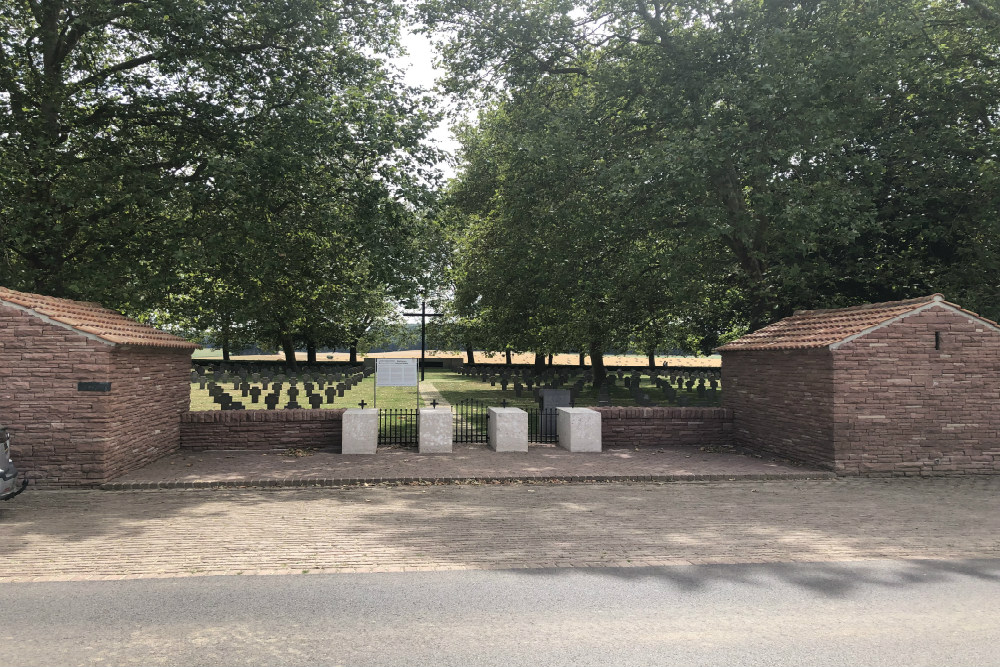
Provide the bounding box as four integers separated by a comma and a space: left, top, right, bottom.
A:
1, 303, 193, 486
833, 305, 1000, 476
0, 304, 115, 485
722, 348, 836, 469
180, 409, 345, 451
104, 346, 191, 479
593, 407, 732, 448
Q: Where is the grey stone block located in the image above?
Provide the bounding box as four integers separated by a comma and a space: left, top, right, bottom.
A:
419, 408, 453, 454
556, 407, 602, 452
342, 409, 377, 454
488, 407, 528, 452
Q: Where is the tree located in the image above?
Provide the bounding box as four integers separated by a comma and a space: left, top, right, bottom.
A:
1, 0, 444, 339
423, 0, 1000, 341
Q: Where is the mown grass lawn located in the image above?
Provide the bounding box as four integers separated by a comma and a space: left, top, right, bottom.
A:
189, 374, 432, 411
190, 367, 720, 411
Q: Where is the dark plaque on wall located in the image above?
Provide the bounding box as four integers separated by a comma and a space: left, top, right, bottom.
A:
77, 381, 112, 392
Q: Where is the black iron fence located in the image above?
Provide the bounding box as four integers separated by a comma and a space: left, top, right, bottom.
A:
378, 408, 419, 446
453, 398, 489, 443
527, 407, 558, 443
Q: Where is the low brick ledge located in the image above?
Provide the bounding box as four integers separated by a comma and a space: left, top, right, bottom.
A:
592, 407, 732, 419
100, 470, 835, 490
182, 409, 346, 423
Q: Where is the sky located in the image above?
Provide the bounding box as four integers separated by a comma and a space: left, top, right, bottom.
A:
392, 29, 461, 179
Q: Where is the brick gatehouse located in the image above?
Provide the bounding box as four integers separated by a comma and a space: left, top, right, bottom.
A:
0, 287, 197, 485
718, 294, 1000, 475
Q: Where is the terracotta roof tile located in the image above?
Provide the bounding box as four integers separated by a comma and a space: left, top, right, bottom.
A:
0, 286, 199, 350
715, 294, 997, 352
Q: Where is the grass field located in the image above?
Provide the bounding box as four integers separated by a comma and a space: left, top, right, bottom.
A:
189, 367, 720, 411
191, 348, 722, 368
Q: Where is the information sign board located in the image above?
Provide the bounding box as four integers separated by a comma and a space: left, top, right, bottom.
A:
375, 358, 418, 387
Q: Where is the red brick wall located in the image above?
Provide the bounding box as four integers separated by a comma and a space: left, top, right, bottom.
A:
180, 409, 345, 451
0, 304, 115, 485
832, 305, 1000, 475
104, 346, 191, 479
593, 407, 732, 448
722, 348, 836, 468
0, 303, 193, 486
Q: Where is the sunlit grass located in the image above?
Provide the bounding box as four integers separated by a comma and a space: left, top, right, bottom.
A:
189, 367, 721, 411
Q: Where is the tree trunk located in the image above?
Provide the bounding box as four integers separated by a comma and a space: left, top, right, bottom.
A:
589, 341, 606, 388
306, 340, 317, 364
579, 352, 586, 367
648, 348, 656, 369
221, 322, 231, 362
349, 340, 359, 365
465, 343, 475, 365
280, 335, 298, 371
505, 349, 512, 366
547, 354, 553, 366
534, 353, 546, 371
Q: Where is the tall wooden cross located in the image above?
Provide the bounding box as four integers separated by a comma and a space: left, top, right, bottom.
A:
403, 300, 443, 381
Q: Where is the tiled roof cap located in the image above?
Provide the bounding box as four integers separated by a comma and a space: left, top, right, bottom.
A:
0, 286, 199, 350
716, 294, 999, 352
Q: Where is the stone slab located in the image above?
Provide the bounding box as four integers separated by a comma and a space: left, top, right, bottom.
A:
557, 407, 602, 453
488, 407, 528, 452
419, 408, 452, 454
342, 409, 378, 454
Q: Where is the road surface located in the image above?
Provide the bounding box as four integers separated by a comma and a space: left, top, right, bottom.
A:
4, 559, 999, 666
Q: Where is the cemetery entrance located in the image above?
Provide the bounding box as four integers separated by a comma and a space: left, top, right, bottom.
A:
378, 408, 419, 447
375, 358, 420, 447
453, 399, 488, 444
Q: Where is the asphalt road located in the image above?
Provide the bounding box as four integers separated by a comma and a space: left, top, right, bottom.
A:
4, 558, 999, 666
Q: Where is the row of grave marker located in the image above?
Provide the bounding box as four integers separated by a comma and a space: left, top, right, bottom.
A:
463, 366, 722, 407
195, 367, 373, 411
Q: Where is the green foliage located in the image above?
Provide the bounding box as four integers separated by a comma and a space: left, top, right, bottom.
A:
0, 0, 444, 351
424, 0, 1000, 348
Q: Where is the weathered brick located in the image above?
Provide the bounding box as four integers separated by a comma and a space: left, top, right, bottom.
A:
723, 304, 1000, 477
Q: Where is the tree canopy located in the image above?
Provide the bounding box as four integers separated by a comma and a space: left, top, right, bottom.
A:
426, 0, 1000, 357
1, 0, 443, 356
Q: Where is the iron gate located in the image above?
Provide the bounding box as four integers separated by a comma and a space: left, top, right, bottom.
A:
378, 408, 419, 446
453, 398, 489, 443
528, 407, 558, 443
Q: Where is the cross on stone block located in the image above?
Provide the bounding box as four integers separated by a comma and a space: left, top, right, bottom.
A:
358, 400, 367, 409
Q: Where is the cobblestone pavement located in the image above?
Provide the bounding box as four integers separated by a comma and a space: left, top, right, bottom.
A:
2, 477, 999, 582
106, 444, 828, 489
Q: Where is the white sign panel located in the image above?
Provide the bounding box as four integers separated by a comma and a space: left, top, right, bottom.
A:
375, 358, 418, 387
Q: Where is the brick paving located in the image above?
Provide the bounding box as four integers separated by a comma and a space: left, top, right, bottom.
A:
2, 477, 999, 582
105, 444, 830, 489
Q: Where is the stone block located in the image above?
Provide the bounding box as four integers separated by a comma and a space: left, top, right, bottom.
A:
342, 409, 377, 454
419, 408, 452, 454
556, 407, 602, 453
488, 407, 528, 452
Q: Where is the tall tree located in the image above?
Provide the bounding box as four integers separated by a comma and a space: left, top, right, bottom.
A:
0, 0, 442, 329
424, 0, 1000, 341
